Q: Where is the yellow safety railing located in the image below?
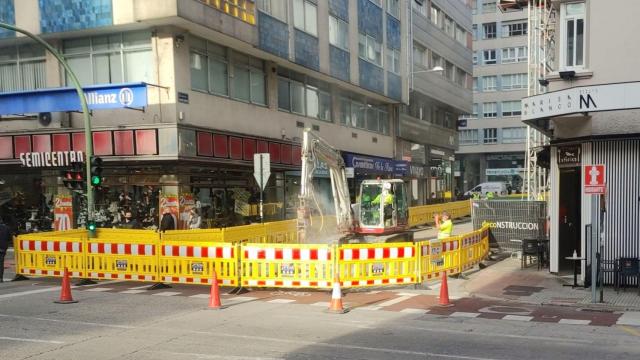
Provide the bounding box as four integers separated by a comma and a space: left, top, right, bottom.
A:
158, 240, 238, 286
337, 242, 418, 288
15, 232, 87, 278
408, 200, 471, 228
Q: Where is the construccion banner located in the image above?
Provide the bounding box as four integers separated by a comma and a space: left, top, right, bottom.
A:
471, 200, 546, 252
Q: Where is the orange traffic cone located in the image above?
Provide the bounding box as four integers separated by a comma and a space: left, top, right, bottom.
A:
438, 272, 454, 307
54, 268, 78, 304
208, 269, 223, 310
327, 272, 348, 314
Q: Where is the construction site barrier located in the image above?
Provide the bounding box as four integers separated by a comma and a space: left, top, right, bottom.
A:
408, 200, 471, 228
14, 223, 489, 289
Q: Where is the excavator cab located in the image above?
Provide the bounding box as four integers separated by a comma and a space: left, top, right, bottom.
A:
356, 179, 409, 235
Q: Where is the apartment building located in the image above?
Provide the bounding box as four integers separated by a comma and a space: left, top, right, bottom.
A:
456, 0, 527, 192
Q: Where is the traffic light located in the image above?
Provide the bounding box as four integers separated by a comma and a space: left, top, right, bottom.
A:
90, 156, 103, 187
62, 162, 85, 192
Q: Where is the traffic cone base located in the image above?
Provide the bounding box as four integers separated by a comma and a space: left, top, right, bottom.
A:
326, 273, 349, 314
208, 269, 224, 310
54, 268, 78, 304
438, 272, 454, 307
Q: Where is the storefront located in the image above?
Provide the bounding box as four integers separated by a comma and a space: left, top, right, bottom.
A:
428, 147, 455, 203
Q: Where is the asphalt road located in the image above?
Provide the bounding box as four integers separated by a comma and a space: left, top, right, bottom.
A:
1, 279, 640, 360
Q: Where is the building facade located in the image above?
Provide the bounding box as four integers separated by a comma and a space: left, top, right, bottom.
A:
456, 0, 527, 193
402, 0, 473, 204
519, 0, 640, 279
0, 0, 470, 233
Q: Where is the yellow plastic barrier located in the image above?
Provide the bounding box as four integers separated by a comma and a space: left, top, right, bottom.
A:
158, 240, 238, 286
240, 243, 333, 288
408, 200, 471, 228
15, 233, 87, 278
161, 228, 225, 242
85, 229, 159, 282
459, 228, 484, 272
263, 220, 298, 244
338, 242, 418, 288
419, 236, 461, 281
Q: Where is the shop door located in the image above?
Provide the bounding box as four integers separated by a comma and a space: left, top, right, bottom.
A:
558, 167, 582, 272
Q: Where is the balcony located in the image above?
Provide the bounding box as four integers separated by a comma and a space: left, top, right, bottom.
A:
197, 0, 256, 24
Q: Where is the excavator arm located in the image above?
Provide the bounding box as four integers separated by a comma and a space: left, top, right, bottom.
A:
297, 129, 353, 242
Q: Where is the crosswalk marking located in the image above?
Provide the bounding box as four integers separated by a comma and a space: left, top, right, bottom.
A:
450, 312, 480, 318
503, 315, 533, 322
119, 290, 146, 294
558, 319, 591, 325
267, 299, 296, 304
400, 308, 427, 314
151, 291, 182, 297
84, 287, 113, 292
377, 296, 414, 307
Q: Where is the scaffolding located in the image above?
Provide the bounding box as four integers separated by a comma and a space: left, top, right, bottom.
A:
499, 0, 555, 200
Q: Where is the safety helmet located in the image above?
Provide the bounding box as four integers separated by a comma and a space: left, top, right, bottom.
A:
383, 182, 391, 190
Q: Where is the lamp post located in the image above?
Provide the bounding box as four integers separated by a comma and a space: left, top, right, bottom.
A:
0, 22, 95, 236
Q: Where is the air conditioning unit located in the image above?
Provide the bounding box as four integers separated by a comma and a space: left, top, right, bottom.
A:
37, 112, 69, 128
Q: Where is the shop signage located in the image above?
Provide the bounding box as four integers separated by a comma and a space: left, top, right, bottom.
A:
485, 168, 522, 176
522, 81, 640, 121
53, 195, 74, 231
557, 146, 581, 168
20, 151, 84, 168
584, 164, 606, 194
0, 82, 148, 114
159, 194, 179, 229
343, 153, 408, 176
179, 193, 196, 230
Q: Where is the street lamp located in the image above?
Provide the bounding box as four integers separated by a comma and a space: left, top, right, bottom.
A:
0, 22, 95, 237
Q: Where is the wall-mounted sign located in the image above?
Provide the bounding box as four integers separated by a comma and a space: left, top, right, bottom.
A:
178, 92, 189, 104
521, 81, 640, 121
486, 168, 522, 176
20, 151, 84, 168
557, 145, 581, 168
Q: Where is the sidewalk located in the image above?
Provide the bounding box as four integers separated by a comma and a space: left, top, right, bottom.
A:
462, 255, 640, 311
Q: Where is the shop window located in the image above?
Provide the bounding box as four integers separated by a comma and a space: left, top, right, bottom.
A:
63, 31, 153, 86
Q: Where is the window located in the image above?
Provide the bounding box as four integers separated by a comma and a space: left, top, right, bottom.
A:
339, 98, 389, 135
293, 0, 318, 36
482, 76, 497, 91
501, 101, 522, 116
472, 24, 478, 41
190, 37, 266, 105
63, 31, 153, 86
430, 5, 441, 27
561, 2, 586, 69
387, 48, 401, 74
483, 102, 497, 118
501, 73, 527, 90
329, 16, 349, 50
482, 23, 496, 39
482, 1, 496, 13
456, 26, 467, 45
387, 0, 400, 18
472, 103, 478, 117
459, 130, 479, 145
431, 51, 443, 71
502, 21, 528, 37
0, 44, 46, 91
413, 44, 426, 66
368, 0, 381, 6
482, 49, 496, 65
445, 61, 454, 81
472, 52, 478, 65
473, 77, 478, 91
412, 0, 427, 17
359, 33, 383, 67
502, 127, 526, 143
456, 68, 466, 87
483, 128, 498, 144
502, 46, 527, 63
278, 70, 331, 121
444, 16, 455, 37
256, 0, 287, 22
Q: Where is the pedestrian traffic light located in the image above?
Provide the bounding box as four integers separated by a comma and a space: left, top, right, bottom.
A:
62, 162, 85, 192
87, 221, 97, 237
90, 156, 103, 187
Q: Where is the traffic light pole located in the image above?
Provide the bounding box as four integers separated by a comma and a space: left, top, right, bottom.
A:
0, 22, 95, 236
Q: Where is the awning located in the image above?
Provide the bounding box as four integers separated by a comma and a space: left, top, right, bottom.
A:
0, 82, 148, 115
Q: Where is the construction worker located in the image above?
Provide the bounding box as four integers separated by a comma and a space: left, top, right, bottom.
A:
372, 183, 394, 225
485, 191, 494, 200
434, 211, 453, 239
471, 192, 481, 200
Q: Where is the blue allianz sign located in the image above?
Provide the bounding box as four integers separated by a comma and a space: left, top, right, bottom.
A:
0, 82, 148, 115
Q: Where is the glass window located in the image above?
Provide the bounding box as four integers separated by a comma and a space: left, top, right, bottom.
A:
483, 128, 498, 144
278, 79, 291, 110
412, 0, 427, 17
293, 0, 318, 36
352, 101, 366, 128
456, 26, 467, 45
250, 70, 266, 105
366, 106, 379, 132
387, 48, 400, 74
482, 22, 496, 39
209, 57, 229, 95
501, 46, 527, 63
430, 5, 441, 27
482, 49, 496, 65
459, 129, 479, 145
445, 61, 455, 81
444, 16, 455, 37
483, 102, 497, 118
387, 0, 400, 18
291, 81, 305, 114
278, 70, 331, 121
482, 76, 497, 91
413, 44, 425, 66
502, 21, 528, 37
502, 127, 526, 143
0, 44, 46, 91
431, 52, 443, 70
232, 67, 250, 102
329, 16, 349, 50
501, 73, 527, 90
501, 101, 522, 116
472, 103, 478, 117
339, 97, 351, 125
482, 1, 496, 13
561, 2, 585, 69
257, 0, 287, 22
358, 33, 383, 67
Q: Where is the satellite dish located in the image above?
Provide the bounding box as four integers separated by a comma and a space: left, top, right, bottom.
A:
38, 112, 52, 127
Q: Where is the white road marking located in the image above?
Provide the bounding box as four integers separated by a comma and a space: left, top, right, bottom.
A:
395, 292, 419, 297
226, 296, 258, 303
502, 315, 533, 322
267, 299, 296, 304
83, 287, 113, 292
355, 306, 382, 311
189, 294, 210, 299
120, 290, 146, 294
400, 308, 428, 314
0, 336, 63, 344
450, 312, 481, 318
128, 285, 152, 290
401, 325, 594, 344
151, 291, 182, 297
617, 312, 640, 326
0, 287, 59, 300
377, 295, 414, 307
558, 319, 591, 325
143, 350, 284, 360
310, 302, 330, 307
0, 313, 135, 329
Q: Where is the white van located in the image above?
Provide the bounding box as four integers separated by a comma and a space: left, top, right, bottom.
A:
464, 182, 508, 197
